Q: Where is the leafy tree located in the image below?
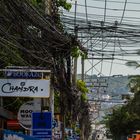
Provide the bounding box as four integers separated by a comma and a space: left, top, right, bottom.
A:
104, 76, 140, 139
105, 105, 139, 138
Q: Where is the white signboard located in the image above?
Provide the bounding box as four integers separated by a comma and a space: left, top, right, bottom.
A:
0, 79, 50, 97
18, 100, 41, 129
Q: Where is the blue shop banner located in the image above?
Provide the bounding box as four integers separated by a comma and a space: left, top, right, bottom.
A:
3, 130, 41, 140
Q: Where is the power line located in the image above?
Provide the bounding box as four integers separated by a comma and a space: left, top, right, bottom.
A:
61, 0, 140, 77
91, 0, 140, 5
85, 0, 88, 23
70, 3, 140, 13
119, 0, 127, 24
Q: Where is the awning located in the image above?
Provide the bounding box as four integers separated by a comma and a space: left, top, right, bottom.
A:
0, 107, 16, 119
7, 120, 20, 130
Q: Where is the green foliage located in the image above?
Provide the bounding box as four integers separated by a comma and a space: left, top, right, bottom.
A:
81, 93, 87, 102
28, 0, 45, 11
77, 80, 88, 102
128, 75, 140, 93
4, 97, 31, 112
0, 44, 26, 67
29, 0, 72, 11
71, 47, 87, 59
104, 76, 140, 138
77, 80, 88, 94
29, 0, 42, 6
54, 91, 60, 113
75, 127, 80, 135
57, 0, 72, 11
104, 105, 140, 138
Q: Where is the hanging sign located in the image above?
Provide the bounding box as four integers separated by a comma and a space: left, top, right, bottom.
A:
0, 79, 50, 97
17, 100, 41, 129
5, 71, 42, 79
3, 66, 51, 79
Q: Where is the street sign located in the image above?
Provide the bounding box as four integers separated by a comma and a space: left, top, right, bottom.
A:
18, 100, 41, 129
32, 112, 52, 140
32, 130, 52, 139
32, 112, 52, 129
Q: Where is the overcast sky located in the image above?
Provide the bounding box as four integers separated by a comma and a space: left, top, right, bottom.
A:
65, 0, 140, 76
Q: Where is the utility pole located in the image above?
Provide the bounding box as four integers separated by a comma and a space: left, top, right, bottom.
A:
44, 0, 52, 111
73, 0, 78, 85
73, 55, 78, 85
44, 1, 66, 140
81, 57, 84, 81
73, 25, 78, 85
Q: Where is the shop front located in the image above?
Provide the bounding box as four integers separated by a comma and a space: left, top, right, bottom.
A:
0, 107, 16, 138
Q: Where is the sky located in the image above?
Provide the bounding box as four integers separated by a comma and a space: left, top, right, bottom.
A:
63, 0, 140, 76
77, 56, 140, 76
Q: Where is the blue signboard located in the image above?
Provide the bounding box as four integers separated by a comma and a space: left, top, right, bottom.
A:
3, 129, 40, 140
32, 112, 52, 140
32, 112, 52, 129
5, 71, 42, 79
32, 130, 52, 138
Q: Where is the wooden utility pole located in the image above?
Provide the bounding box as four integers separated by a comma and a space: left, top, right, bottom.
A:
72, 25, 78, 85
44, 0, 52, 110
44, 1, 55, 139
73, 0, 78, 85
81, 57, 85, 81
73, 57, 78, 84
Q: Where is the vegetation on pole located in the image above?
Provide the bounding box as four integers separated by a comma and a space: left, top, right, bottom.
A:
71, 46, 88, 59
29, 0, 72, 11
57, 0, 72, 11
